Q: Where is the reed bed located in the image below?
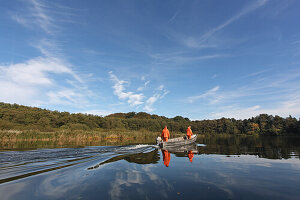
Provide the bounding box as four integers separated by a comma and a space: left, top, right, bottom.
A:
0, 129, 183, 142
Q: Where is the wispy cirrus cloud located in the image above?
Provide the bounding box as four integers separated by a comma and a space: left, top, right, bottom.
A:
201, 0, 268, 41
211, 74, 218, 79
242, 68, 272, 78
11, 0, 77, 35
137, 80, 150, 91
293, 40, 300, 44
189, 69, 300, 119
168, 10, 180, 24
32, 38, 64, 58
160, 7, 253, 65
181, 0, 269, 49
11, 0, 55, 35
144, 85, 169, 112
182, 37, 217, 49
11, 0, 75, 58
149, 52, 227, 64
187, 86, 221, 104
46, 88, 90, 106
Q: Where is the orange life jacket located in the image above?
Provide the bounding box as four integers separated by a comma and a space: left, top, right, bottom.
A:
161, 128, 170, 139
187, 127, 193, 138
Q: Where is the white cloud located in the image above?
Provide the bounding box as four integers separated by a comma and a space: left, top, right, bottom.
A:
212, 74, 218, 79
137, 80, 150, 91
157, 85, 164, 91
81, 110, 113, 117
0, 81, 38, 105
109, 71, 144, 106
0, 57, 80, 86
187, 86, 221, 104
144, 85, 169, 112
108, 74, 169, 112
0, 57, 88, 107
211, 98, 300, 119
188, 68, 300, 119
144, 97, 157, 112
211, 105, 261, 119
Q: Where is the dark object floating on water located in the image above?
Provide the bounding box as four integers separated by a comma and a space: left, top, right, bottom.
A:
156, 134, 197, 149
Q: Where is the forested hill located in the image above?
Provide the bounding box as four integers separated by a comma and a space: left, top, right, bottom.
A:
0, 102, 299, 135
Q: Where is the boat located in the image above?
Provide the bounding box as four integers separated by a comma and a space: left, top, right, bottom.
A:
156, 134, 197, 148
162, 142, 198, 154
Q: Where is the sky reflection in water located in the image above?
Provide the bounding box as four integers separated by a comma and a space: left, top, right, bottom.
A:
0, 136, 300, 200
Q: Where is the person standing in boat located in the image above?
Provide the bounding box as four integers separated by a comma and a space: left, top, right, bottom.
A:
186, 126, 193, 139
161, 126, 170, 142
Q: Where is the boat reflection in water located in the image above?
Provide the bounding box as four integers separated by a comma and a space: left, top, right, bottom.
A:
161, 143, 198, 166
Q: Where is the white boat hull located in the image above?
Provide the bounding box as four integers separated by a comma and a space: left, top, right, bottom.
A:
157, 134, 197, 148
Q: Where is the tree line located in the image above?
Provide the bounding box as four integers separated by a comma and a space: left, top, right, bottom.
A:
0, 102, 299, 135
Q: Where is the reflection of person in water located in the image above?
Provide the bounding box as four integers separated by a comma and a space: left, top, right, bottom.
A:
188, 150, 194, 163
162, 149, 171, 167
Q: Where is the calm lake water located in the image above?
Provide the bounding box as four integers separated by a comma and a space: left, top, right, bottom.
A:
0, 135, 300, 200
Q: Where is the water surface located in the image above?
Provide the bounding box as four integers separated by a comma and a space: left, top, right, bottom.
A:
0, 135, 300, 200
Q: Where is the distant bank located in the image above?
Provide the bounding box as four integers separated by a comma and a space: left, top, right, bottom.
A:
0, 102, 299, 141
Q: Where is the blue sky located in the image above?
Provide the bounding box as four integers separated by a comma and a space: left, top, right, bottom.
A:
1, 0, 300, 120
